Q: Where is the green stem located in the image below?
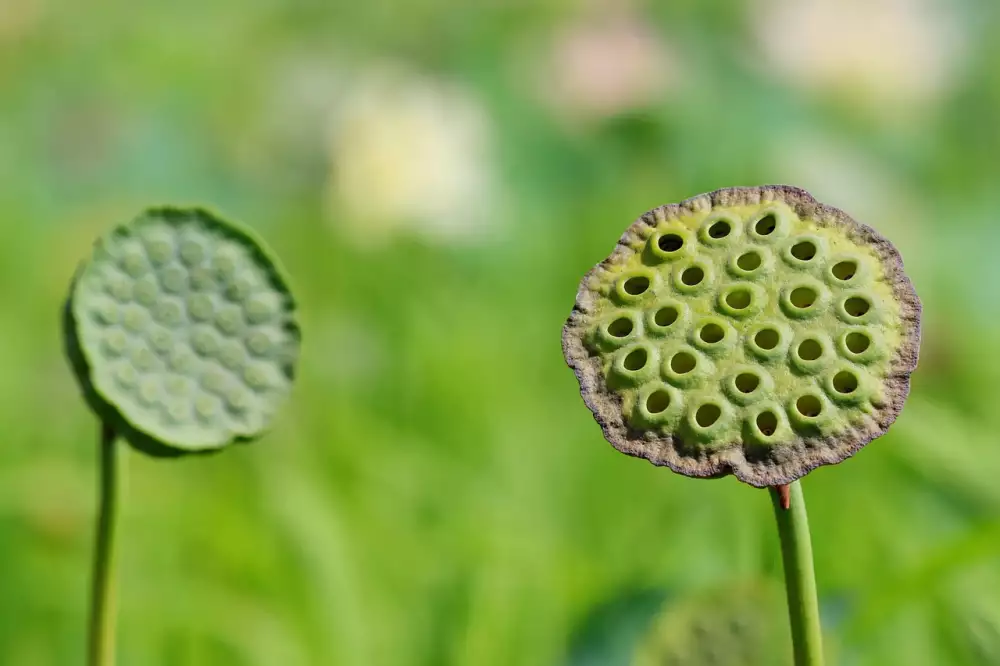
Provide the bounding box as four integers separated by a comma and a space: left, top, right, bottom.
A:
770, 481, 824, 666
88, 423, 120, 666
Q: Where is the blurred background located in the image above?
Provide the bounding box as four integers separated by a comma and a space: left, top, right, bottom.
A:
3, 0, 1000, 663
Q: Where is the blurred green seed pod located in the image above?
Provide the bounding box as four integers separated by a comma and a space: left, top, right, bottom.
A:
562, 186, 920, 487
630, 582, 793, 666
64, 207, 301, 456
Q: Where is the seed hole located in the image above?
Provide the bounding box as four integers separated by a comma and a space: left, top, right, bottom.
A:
607, 317, 633, 338
699, 323, 725, 344
737, 252, 761, 271
796, 395, 823, 418
725, 289, 752, 310
624, 348, 648, 371
735, 373, 760, 394
791, 241, 817, 261
754, 328, 780, 350
658, 234, 684, 253
695, 404, 721, 428
646, 390, 671, 414
833, 371, 859, 394
846, 331, 871, 354
798, 339, 823, 361
708, 220, 731, 239
681, 266, 704, 286
756, 411, 778, 436
790, 287, 817, 309
755, 214, 777, 235
654, 307, 678, 327
670, 352, 696, 374
623, 276, 650, 296
845, 296, 871, 317
832, 260, 857, 281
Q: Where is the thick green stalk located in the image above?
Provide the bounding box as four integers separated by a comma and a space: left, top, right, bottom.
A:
770, 481, 824, 666
88, 423, 120, 666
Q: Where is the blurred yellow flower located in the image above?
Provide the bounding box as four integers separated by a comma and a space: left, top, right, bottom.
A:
753, 0, 965, 112
325, 65, 497, 247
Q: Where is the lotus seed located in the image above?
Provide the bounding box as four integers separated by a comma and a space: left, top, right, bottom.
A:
214, 305, 244, 335
121, 251, 147, 278
225, 388, 248, 412
218, 341, 245, 371
225, 274, 256, 302
195, 394, 219, 420
133, 275, 160, 306
153, 300, 184, 327
201, 368, 228, 394
168, 346, 197, 373
145, 239, 174, 265
179, 238, 206, 266
160, 265, 188, 293
213, 252, 239, 280
192, 328, 221, 357
164, 375, 189, 397
115, 363, 138, 388
187, 294, 214, 322
106, 275, 133, 302
102, 330, 128, 356
245, 294, 278, 324
164, 400, 189, 423
247, 330, 273, 356
132, 346, 158, 371
148, 327, 174, 354
189, 266, 215, 290
138, 378, 160, 406
93, 301, 120, 325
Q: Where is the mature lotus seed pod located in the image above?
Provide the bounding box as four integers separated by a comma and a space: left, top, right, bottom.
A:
631, 582, 792, 666
563, 186, 920, 487
64, 207, 300, 456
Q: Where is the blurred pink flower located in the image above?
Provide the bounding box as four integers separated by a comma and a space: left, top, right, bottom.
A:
752, 0, 965, 112
535, 6, 678, 123
325, 65, 498, 247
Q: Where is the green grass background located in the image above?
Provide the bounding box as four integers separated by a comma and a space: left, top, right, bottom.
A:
3, 0, 1000, 664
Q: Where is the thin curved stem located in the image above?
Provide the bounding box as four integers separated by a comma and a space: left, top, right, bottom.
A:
88, 423, 120, 666
770, 481, 824, 666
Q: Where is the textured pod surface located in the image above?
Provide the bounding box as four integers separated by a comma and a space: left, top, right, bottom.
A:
65, 207, 300, 456
562, 186, 920, 487
631, 582, 792, 666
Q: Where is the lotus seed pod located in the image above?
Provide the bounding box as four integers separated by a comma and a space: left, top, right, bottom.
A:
563, 186, 920, 487
631, 583, 792, 666
64, 207, 301, 456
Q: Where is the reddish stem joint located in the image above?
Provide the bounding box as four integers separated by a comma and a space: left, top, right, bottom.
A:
772, 484, 791, 510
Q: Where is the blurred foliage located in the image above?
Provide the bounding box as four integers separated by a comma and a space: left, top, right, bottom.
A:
3, 0, 1000, 664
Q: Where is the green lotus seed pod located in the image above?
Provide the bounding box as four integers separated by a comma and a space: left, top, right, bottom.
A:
563, 186, 920, 487
64, 207, 301, 456
631, 582, 792, 666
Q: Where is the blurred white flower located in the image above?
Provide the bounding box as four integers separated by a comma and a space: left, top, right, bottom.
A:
752, 0, 965, 112
533, 5, 678, 124
325, 65, 498, 247
775, 132, 925, 264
